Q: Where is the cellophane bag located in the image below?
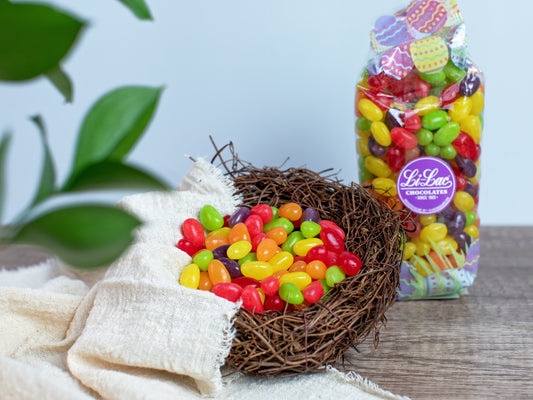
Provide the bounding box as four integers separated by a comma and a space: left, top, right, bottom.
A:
355, 0, 483, 299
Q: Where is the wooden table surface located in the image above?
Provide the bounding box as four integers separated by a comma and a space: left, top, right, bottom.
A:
1, 226, 532, 400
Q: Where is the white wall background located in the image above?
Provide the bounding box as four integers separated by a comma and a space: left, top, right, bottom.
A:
1, 0, 530, 225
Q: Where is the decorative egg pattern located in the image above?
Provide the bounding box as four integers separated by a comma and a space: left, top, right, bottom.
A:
374, 15, 413, 47
406, 0, 448, 34
381, 43, 414, 79
409, 36, 449, 74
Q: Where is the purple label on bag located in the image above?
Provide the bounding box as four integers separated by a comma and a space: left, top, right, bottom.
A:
397, 157, 456, 215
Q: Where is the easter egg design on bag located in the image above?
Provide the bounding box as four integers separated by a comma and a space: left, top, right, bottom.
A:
381, 43, 414, 79
406, 0, 448, 34
409, 36, 449, 74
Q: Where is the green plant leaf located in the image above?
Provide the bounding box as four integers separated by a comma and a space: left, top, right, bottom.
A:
70, 86, 164, 179
0, 2, 84, 81
46, 65, 73, 103
117, 0, 153, 20
11, 205, 141, 269
63, 161, 170, 192
0, 132, 12, 223
29, 116, 57, 207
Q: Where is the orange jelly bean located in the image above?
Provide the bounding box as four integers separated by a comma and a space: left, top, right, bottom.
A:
198, 271, 213, 291
256, 238, 279, 261
289, 260, 307, 273
305, 260, 327, 280
205, 236, 229, 251
278, 202, 303, 222
228, 223, 251, 244
208, 259, 231, 285
266, 226, 288, 245
272, 269, 289, 280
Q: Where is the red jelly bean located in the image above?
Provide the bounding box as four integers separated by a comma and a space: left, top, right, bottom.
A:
453, 167, 467, 191
391, 127, 418, 149
440, 83, 461, 108
302, 281, 324, 303
260, 276, 280, 297
367, 72, 389, 90
403, 110, 421, 132
325, 250, 340, 267
244, 215, 263, 238
223, 215, 231, 227
232, 276, 260, 289
241, 286, 264, 313
339, 251, 362, 276
212, 282, 242, 302
305, 244, 328, 264
176, 238, 200, 257
386, 145, 405, 172
452, 132, 477, 159
472, 144, 481, 163
405, 219, 421, 238
414, 78, 430, 99
264, 295, 285, 312
320, 228, 344, 253
251, 204, 274, 224
318, 220, 345, 240
181, 218, 205, 247
251, 232, 268, 252
366, 89, 393, 111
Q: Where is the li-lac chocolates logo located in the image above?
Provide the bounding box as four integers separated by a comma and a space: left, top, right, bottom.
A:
397, 157, 456, 215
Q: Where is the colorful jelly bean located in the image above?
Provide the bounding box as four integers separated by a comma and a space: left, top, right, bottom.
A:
339, 251, 362, 276
193, 250, 214, 272
293, 238, 324, 257
212, 282, 242, 302
241, 285, 264, 313
325, 266, 346, 288
228, 206, 251, 227
179, 263, 200, 289
302, 281, 324, 303
227, 240, 252, 260
251, 204, 274, 224
279, 282, 304, 305
279, 272, 312, 291
208, 259, 231, 285
390, 127, 418, 150
241, 261, 274, 281
370, 121, 392, 146
199, 205, 224, 231
269, 251, 294, 271
278, 202, 303, 222
181, 218, 205, 248
358, 98, 383, 122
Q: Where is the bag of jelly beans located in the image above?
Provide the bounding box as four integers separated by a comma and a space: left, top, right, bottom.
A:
355, 0, 483, 299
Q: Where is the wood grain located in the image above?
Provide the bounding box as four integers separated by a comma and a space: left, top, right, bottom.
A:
1, 226, 533, 399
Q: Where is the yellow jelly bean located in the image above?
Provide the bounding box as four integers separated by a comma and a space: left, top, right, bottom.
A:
464, 225, 479, 239
179, 263, 200, 289
356, 128, 371, 138
365, 155, 391, 178
414, 238, 431, 256
269, 251, 294, 271
410, 256, 432, 277
227, 240, 252, 260
432, 236, 458, 255
356, 138, 370, 157
420, 223, 448, 243
370, 121, 392, 146
448, 96, 472, 123
241, 261, 274, 281
207, 227, 231, 238
279, 272, 312, 291
414, 95, 440, 116
453, 191, 475, 212
419, 214, 436, 226
404, 242, 416, 260
358, 99, 383, 122
470, 90, 484, 116
372, 177, 397, 197
460, 115, 482, 144
293, 238, 323, 257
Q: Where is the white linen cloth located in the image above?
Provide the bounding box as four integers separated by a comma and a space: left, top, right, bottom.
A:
0, 158, 409, 400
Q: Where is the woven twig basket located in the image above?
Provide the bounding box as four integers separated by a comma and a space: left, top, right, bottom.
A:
211, 141, 406, 376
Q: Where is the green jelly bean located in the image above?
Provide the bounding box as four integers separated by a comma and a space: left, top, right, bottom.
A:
271, 206, 279, 220
422, 110, 448, 131
434, 121, 460, 146
416, 129, 434, 146
325, 265, 346, 287
443, 60, 466, 83
238, 252, 257, 265
199, 205, 223, 231
319, 279, 330, 301
263, 217, 294, 234
300, 221, 321, 239
440, 144, 457, 160
356, 116, 372, 132
359, 167, 374, 182
465, 211, 477, 226
281, 231, 304, 254
419, 70, 446, 85
425, 143, 441, 157
193, 249, 213, 272
279, 282, 304, 305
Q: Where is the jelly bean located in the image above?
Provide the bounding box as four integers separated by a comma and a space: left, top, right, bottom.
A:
358, 98, 383, 122
452, 132, 477, 159
448, 96, 472, 123
470, 90, 484, 116
413, 238, 431, 256
228, 222, 251, 244
232, 276, 259, 289
464, 224, 479, 239
411, 256, 432, 277
304, 244, 328, 264
302, 281, 324, 303
198, 271, 213, 291
434, 121, 460, 146
181, 218, 205, 248
227, 240, 252, 260
440, 144, 457, 160
370, 121, 392, 147
176, 238, 200, 257
404, 242, 416, 260
432, 236, 458, 255
403, 110, 421, 132
281, 231, 305, 254
256, 238, 279, 261
325, 266, 346, 288
339, 251, 362, 276
251, 232, 268, 252
420, 223, 448, 243
318, 220, 345, 240
447, 210, 467, 236
223, 214, 231, 227
323, 250, 339, 268
368, 135, 387, 157
264, 217, 294, 234
289, 260, 307, 273
460, 74, 481, 97
218, 257, 242, 279
264, 295, 286, 312
384, 108, 403, 130
212, 282, 243, 303
443, 60, 466, 82
256, 288, 266, 304
193, 249, 214, 272
212, 244, 230, 259
208, 259, 231, 285
229, 206, 251, 228
365, 155, 392, 177
390, 127, 418, 150
464, 210, 477, 227
422, 110, 448, 131
320, 228, 344, 253
366, 89, 393, 111
305, 260, 327, 280
372, 178, 398, 197
460, 115, 482, 144
244, 215, 263, 238
357, 140, 370, 158
386, 145, 404, 172
241, 285, 264, 313
424, 143, 440, 157
404, 146, 421, 163
207, 227, 231, 238
237, 252, 257, 266
293, 238, 324, 257
300, 221, 321, 239
452, 167, 467, 192
251, 204, 274, 224
179, 263, 200, 289
269, 251, 294, 271
356, 116, 372, 133
279, 272, 312, 291
455, 155, 477, 178
464, 181, 479, 199
367, 72, 389, 90
440, 83, 460, 108
199, 205, 224, 231
278, 202, 303, 222
414, 95, 440, 116
419, 70, 446, 85
266, 226, 288, 245
241, 261, 274, 281
260, 276, 280, 297
301, 207, 320, 223
271, 206, 279, 219
414, 78, 431, 99
454, 231, 472, 252
453, 191, 475, 212
205, 236, 229, 252
279, 282, 304, 305
419, 214, 436, 226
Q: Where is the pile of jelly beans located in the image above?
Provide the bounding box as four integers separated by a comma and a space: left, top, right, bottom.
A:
177, 202, 362, 313
356, 61, 482, 276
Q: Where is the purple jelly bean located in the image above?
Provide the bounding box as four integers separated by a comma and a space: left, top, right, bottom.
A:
447, 211, 466, 236
464, 181, 478, 199
455, 155, 477, 178
384, 108, 403, 131
228, 206, 251, 227
459, 75, 481, 97
212, 244, 230, 259
368, 135, 387, 157
301, 207, 319, 223
454, 231, 472, 252
219, 257, 242, 279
